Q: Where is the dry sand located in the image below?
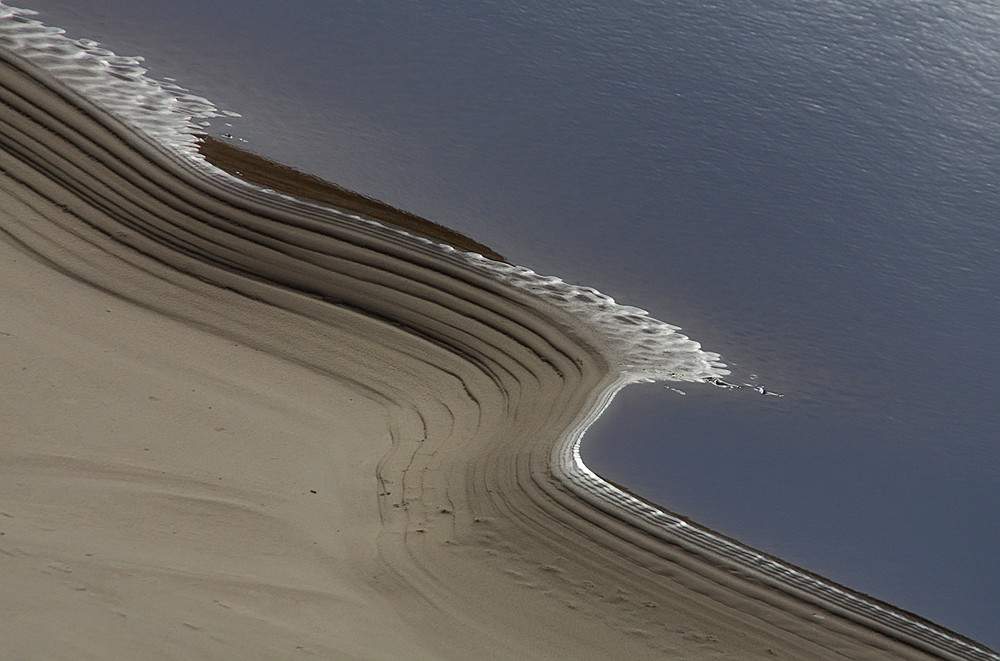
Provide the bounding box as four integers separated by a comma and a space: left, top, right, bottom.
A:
0, 45, 989, 660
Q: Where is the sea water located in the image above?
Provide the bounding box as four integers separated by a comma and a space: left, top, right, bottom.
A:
7, 0, 1000, 649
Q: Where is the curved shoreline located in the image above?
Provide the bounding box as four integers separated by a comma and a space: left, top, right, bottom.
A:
194, 83, 994, 661
197, 137, 995, 659
551, 380, 997, 661
1, 29, 996, 661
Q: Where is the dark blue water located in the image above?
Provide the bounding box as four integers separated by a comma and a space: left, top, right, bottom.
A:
19, 0, 1000, 647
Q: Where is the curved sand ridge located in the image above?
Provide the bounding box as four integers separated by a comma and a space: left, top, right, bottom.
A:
1, 11, 996, 661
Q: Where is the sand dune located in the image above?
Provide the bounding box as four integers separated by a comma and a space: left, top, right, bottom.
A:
1, 37, 994, 661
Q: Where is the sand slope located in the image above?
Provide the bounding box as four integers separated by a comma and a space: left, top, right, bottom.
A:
0, 44, 992, 660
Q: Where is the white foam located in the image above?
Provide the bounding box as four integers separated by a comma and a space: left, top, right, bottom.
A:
0, 0, 725, 385
0, 2, 236, 158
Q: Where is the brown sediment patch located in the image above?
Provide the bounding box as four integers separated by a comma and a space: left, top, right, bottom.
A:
197, 134, 507, 263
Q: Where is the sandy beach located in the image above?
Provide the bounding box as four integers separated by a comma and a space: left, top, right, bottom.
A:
1, 36, 992, 661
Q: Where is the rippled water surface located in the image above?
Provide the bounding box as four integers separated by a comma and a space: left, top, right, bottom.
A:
12, 0, 1000, 648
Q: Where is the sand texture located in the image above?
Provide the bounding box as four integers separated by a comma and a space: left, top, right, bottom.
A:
0, 45, 992, 660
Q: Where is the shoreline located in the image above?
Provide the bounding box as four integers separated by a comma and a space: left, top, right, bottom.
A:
196, 135, 509, 263
197, 114, 991, 660
551, 378, 995, 660
198, 131, 995, 658
1, 37, 996, 661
